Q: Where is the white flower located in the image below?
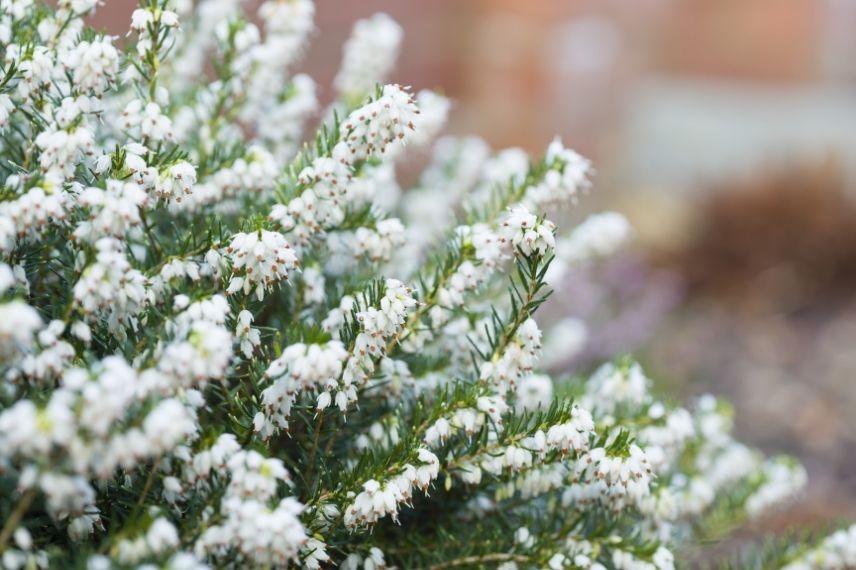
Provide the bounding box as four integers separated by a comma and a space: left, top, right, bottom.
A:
515, 374, 554, 411
226, 230, 299, 300
479, 318, 541, 393
561, 212, 631, 264
156, 161, 197, 202
344, 448, 438, 529
0, 184, 71, 245
74, 179, 148, 242
235, 309, 260, 358
156, 313, 234, 389
546, 406, 595, 454
257, 341, 348, 435
539, 318, 588, 368
337, 84, 419, 164
407, 90, 451, 149
0, 300, 42, 360
745, 459, 807, 518
500, 205, 556, 257
146, 518, 180, 554
65, 36, 120, 95
424, 417, 452, 447
524, 137, 592, 209
196, 496, 307, 567
122, 100, 173, 142
582, 363, 651, 415
781, 524, 856, 570
73, 238, 147, 333
334, 13, 402, 97
34, 121, 95, 179
0, 92, 12, 129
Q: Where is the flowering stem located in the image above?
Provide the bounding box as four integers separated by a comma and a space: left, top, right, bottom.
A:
138, 206, 163, 261
135, 465, 158, 512
304, 412, 325, 493
424, 553, 530, 569
0, 488, 37, 553
386, 246, 471, 353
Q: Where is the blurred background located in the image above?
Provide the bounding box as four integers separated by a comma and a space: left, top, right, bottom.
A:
97, 0, 856, 544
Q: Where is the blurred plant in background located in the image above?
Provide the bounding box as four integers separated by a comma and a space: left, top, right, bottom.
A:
644, 162, 856, 525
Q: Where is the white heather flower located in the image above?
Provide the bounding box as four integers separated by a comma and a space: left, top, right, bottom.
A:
301, 537, 330, 570
73, 239, 147, 333
257, 341, 348, 435
74, 179, 148, 242
131, 6, 179, 35
451, 408, 485, 437
466, 224, 504, 267
612, 546, 674, 570
122, 100, 174, 142
0, 183, 71, 244
745, 458, 807, 518
524, 137, 592, 209
408, 90, 451, 148
254, 73, 318, 161
477, 395, 509, 425
479, 318, 541, 393
361, 279, 417, 337
334, 13, 402, 97
325, 218, 405, 274
141, 399, 198, 454
256, 0, 314, 71
192, 449, 307, 565
155, 316, 234, 390
0, 94, 14, 127
515, 374, 554, 411
301, 265, 326, 305
65, 36, 120, 95
34, 120, 95, 179
156, 161, 197, 202
16, 320, 75, 382
582, 362, 651, 416
500, 205, 556, 257
546, 405, 595, 454
348, 161, 401, 212
539, 318, 588, 368
561, 212, 632, 264
59, 0, 100, 14
64, 356, 138, 438
0, 263, 14, 294
320, 279, 416, 412
196, 497, 307, 567
466, 147, 530, 208
344, 448, 439, 529
637, 408, 695, 471
337, 84, 419, 164
321, 294, 356, 335
781, 524, 856, 570
226, 230, 299, 300
146, 518, 180, 555
424, 417, 452, 447
0, 300, 42, 360
235, 309, 260, 358
271, 155, 351, 240
567, 443, 654, 511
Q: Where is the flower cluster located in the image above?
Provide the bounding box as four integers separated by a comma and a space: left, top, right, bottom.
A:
226, 230, 299, 300
343, 448, 439, 529
318, 278, 417, 412
256, 341, 349, 437
781, 524, 856, 570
